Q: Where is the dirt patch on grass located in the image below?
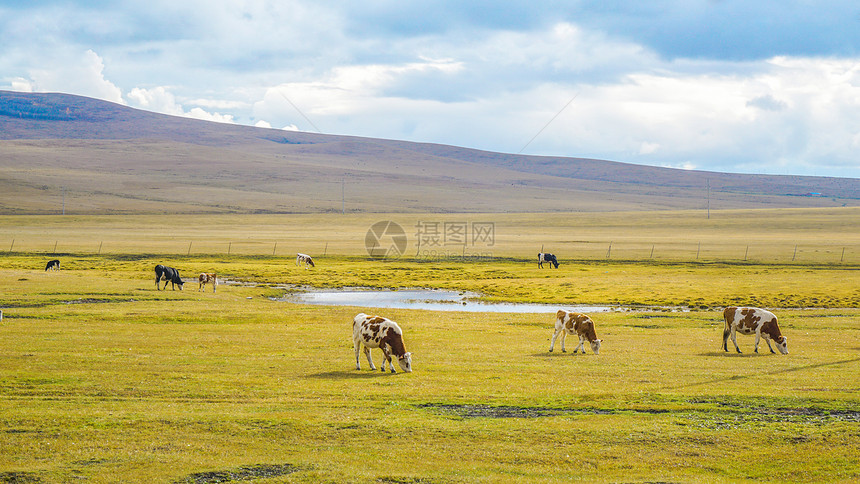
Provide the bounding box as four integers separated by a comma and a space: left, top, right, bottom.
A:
378, 478, 450, 484
689, 398, 860, 423
175, 463, 300, 483
417, 403, 668, 419
0, 472, 40, 483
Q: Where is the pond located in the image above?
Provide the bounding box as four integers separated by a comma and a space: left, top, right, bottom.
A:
282, 288, 613, 313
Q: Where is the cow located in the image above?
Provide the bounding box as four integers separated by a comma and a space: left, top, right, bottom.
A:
198, 273, 217, 293
296, 253, 315, 268
550, 310, 602, 354
723, 307, 788, 354
45, 259, 60, 271
538, 252, 559, 269
353, 313, 413, 373
154, 264, 184, 290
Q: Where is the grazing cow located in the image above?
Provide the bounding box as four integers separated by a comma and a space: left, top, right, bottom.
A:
353, 313, 413, 373
45, 259, 60, 271
550, 310, 602, 354
154, 264, 184, 290
198, 273, 217, 293
723, 307, 788, 354
296, 253, 315, 268
538, 252, 559, 269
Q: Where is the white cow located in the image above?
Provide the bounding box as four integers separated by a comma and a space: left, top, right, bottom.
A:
198, 272, 217, 293
353, 313, 412, 373
723, 307, 788, 354
296, 253, 315, 268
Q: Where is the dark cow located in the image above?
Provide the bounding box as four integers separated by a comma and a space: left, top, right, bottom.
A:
538, 252, 559, 268
45, 259, 60, 271
155, 264, 184, 290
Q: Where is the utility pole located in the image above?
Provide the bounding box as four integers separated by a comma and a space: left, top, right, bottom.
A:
706, 178, 710, 219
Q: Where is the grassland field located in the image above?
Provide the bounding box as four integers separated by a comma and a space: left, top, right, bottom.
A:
0, 209, 859, 483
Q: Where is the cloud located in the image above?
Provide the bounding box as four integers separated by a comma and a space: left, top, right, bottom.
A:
2, 2, 860, 177
747, 95, 788, 112
127, 86, 235, 124
26, 50, 124, 104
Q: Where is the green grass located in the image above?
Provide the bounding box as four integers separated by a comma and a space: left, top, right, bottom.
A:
1, 211, 859, 482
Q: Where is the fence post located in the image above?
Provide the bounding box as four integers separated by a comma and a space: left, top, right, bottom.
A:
744, 245, 749, 261
792, 245, 797, 261
324, 242, 328, 257
650, 244, 655, 259
228, 242, 231, 255
98, 241, 103, 255
606, 242, 612, 259
9, 239, 13, 252
187, 242, 192, 256
696, 242, 700, 260
841, 247, 846, 263
53, 241, 58, 253
273, 242, 277, 256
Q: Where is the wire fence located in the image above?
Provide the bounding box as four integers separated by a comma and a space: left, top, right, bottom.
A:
2, 238, 858, 265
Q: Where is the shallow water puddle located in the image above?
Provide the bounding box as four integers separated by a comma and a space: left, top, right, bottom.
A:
282, 288, 611, 313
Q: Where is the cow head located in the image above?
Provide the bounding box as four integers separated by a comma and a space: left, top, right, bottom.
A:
774, 336, 788, 354
176, 280, 184, 290
590, 339, 602, 355
398, 352, 413, 373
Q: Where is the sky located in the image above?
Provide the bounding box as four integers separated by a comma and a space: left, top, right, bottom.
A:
2, 1, 860, 178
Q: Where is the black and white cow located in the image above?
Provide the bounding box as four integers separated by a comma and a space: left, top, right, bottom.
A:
155, 264, 184, 290
538, 252, 559, 269
353, 313, 412, 373
45, 259, 60, 271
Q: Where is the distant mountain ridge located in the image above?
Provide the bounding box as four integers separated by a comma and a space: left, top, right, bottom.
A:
0, 90, 857, 214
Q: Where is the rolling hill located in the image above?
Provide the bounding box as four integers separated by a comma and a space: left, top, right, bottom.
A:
1, 90, 858, 214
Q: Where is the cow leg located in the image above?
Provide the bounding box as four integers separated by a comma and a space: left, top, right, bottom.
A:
730, 329, 741, 353
764, 337, 776, 354
754, 331, 761, 353
574, 335, 585, 354
354, 342, 362, 370
549, 327, 563, 352
382, 347, 395, 373
723, 326, 730, 352
363, 347, 376, 370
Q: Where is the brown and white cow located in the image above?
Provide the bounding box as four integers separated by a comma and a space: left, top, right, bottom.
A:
723, 306, 788, 354
198, 273, 217, 293
353, 313, 412, 373
296, 253, 315, 269
549, 310, 602, 354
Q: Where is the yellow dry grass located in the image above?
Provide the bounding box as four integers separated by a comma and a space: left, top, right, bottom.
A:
0, 210, 858, 482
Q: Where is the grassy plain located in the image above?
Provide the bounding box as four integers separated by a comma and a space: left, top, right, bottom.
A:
1, 210, 859, 482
